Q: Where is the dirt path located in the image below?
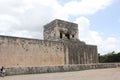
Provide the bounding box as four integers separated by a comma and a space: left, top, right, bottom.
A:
1, 68, 120, 80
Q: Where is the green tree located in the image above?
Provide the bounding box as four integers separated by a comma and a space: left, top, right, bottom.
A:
99, 51, 120, 63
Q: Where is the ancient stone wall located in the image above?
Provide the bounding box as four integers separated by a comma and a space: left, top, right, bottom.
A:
0, 19, 99, 67
0, 36, 66, 67
44, 20, 57, 41
64, 40, 98, 64
6, 63, 118, 75
44, 19, 78, 41
44, 19, 98, 64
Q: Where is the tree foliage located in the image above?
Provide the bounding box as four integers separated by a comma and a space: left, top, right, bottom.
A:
99, 51, 120, 63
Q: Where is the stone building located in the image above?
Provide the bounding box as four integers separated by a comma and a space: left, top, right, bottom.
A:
0, 19, 98, 67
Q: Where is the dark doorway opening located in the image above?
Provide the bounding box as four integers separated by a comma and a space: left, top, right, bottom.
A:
65, 34, 70, 39
72, 35, 74, 38
60, 32, 62, 39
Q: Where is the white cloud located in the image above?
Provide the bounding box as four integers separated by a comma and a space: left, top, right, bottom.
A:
0, 14, 20, 33
74, 16, 103, 44
74, 16, 120, 54
63, 0, 113, 15
101, 37, 120, 54
0, 0, 113, 38
0, 0, 65, 38
0, 0, 119, 54
12, 30, 41, 38
74, 16, 102, 45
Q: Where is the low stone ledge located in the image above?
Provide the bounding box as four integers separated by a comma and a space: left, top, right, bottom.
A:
5, 63, 118, 76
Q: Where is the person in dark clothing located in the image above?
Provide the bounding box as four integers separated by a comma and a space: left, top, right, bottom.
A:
0, 66, 5, 77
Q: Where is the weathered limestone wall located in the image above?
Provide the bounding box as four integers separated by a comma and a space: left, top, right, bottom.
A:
68, 45, 98, 64
44, 20, 56, 41
0, 36, 66, 67
64, 40, 98, 64
5, 63, 118, 76
44, 19, 78, 41
0, 19, 98, 67
44, 19, 98, 64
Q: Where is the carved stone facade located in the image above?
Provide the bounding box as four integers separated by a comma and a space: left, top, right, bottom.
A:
0, 19, 98, 67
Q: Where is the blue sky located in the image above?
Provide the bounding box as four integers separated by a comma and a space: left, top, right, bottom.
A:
61, 0, 120, 39
0, 0, 119, 54
89, 0, 120, 38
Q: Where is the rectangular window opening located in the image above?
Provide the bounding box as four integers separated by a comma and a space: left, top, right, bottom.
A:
72, 35, 74, 38
60, 32, 62, 39
65, 34, 70, 39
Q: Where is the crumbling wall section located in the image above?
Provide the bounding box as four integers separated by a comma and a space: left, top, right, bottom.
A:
0, 36, 66, 67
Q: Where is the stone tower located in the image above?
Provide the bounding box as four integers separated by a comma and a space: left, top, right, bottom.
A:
44, 19, 79, 41
44, 19, 98, 64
